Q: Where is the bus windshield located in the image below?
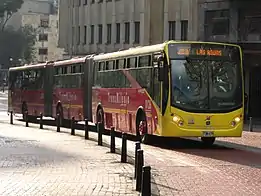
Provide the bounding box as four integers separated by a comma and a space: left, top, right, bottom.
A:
169, 43, 242, 113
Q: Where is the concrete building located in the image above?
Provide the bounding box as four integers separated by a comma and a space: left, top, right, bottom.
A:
22, 14, 64, 62
58, 0, 199, 56
198, 0, 261, 119
7, 0, 55, 30
6, 0, 64, 63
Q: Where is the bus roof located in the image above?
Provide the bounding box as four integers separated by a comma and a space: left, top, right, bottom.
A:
93, 43, 166, 61
54, 56, 87, 67
9, 62, 48, 71
93, 41, 242, 62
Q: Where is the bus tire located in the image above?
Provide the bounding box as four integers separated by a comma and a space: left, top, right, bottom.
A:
136, 112, 148, 144
201, 137, 215, 146
21, 102, 28, 121
56, 103, 64, 126
96, 107, 104, 128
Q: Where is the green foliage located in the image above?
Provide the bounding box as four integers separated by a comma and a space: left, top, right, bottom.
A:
0, 0, 24, 30
0, 25, 37, 68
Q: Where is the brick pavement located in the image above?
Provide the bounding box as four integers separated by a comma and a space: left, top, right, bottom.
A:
6, 119, 261, 196
217, 131, 261, 153
0, 123, 139, 196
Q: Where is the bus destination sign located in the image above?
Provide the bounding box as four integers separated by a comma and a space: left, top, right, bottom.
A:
168, 43, 240, 60
177, 48, 222, 57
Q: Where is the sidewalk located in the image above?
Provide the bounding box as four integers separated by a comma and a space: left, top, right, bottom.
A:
217, 131, 261, 153
0, 122, 138, 196
5, 119, 261, 196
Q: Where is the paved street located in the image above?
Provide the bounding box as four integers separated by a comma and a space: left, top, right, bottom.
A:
1, 92, 261, 196
0, 124, 138, 196
5, 119, 261, 196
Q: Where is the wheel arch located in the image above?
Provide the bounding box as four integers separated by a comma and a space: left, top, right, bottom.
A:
135, 106, 147, 129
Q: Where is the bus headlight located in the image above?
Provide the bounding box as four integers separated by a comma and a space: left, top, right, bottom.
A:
231, 116, 241, 127
173, 115, 184, 126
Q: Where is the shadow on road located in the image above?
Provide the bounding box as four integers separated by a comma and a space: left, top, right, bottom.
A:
0, 135, 75, 169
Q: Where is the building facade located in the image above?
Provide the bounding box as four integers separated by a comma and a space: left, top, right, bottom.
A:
58, 0, 199, 56
198, 0, 261, 119
6, 0, 64, 63
22, 14, 65, 62
7, 0, 55, 30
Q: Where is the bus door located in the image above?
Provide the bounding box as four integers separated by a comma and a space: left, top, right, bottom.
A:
153, 55, 169, 132
43, 65, 54, 116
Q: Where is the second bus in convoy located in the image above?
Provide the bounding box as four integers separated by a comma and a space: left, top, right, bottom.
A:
8, 41, 244, 145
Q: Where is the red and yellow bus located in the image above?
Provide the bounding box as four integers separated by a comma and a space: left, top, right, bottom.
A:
8, 41, 244, 145
90, 41, 244, 145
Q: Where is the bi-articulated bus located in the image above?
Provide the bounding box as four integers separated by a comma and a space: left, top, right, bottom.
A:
8, 41, 244, 145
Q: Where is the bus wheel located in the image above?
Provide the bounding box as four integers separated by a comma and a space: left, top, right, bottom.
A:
201, 137, 215, 146
56, 104, 64, 126
137, 118, 148, 144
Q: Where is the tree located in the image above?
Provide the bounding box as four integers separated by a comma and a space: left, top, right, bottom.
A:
0, 0, 24, 31
0, 25, 37, 68
20, 25, 37, 63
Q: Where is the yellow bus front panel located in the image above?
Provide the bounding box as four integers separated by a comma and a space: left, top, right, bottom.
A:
161, 107, 243, 137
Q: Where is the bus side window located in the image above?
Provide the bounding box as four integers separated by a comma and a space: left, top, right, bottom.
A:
105, 62, 109, 70
62, 66, 68, 74
115, 60, 119, 69
138, 55, 151, 67
118, 59, 125, 69
71, 65, 76, 73
99, 62, 105, 71
93, 62, 99, 87
126, 57, 136, 68
107, 61, 114, 70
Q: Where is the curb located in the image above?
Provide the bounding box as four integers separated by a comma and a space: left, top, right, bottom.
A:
215, 140, 261, 154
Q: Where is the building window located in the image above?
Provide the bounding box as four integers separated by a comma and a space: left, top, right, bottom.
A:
205, 10, 230, 40
77, 26, 80, 45
134, 22, 140, 43
98, 24, 103, 44
116, 23, 120, 44
38, 48, 48, 55
238, 9, 261, 41
40, 19, 49, 28
125, 22, 130, 44
168, 21, 175, 40
72, 26, 75, 45
83, 0, 87, 5
90, 25, 94, 44
39, 34, 48, 41
181, 20, 188, 41
107, 24, 111, 44
84, 25, 87, 44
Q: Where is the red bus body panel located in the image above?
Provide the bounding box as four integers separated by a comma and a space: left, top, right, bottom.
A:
11, 89, 44, 116
92, 87, 159, 136
52, 88, 84, 121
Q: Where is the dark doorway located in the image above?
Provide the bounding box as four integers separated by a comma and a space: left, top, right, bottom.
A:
249, 67, 261, 118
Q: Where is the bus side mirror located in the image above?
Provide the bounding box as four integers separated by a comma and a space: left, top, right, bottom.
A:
157, 56, 164, 81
